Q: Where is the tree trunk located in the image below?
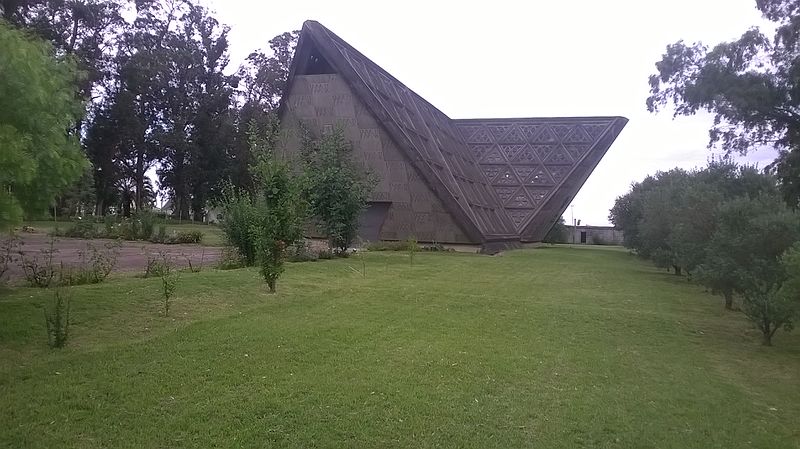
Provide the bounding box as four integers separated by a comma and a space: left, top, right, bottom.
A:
724, 291, 733, 310
673, 265, 682, 276
135, 151, 144, 212
762, 332, 772, 346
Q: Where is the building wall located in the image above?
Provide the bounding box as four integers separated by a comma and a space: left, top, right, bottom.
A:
280, 73, 471, 244
567, 226, 624, 245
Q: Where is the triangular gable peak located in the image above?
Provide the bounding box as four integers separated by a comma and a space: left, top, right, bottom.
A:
288, 20, 518, 243
280, 20, 627, 246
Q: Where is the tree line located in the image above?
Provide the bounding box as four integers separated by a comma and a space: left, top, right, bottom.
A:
1, 0, 297, 222
610, 160, 800, 345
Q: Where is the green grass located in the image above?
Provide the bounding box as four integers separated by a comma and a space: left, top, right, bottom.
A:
23, 220, 225, 246
1, 247, 798, 448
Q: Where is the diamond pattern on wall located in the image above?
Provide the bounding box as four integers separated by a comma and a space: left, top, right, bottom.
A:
584, 123, 608, 139
481, 165, 504, 183
469, 144, 494, 161
533, 126, 558, 143
487, 124, 511, 139
494, 186, 516, 203
508, 209, 535, 229
506, 188, 533, 208
454, 118, 619, 234
564, 143, 591, 160
544, 146, 573, 164
494, 168, 520, 185
500, 126, 526, 144
547, 165, 570, 183
499, 144, 526, 161
525, 187, 550, 206
525, 166, 554, 186
470, 127, 493, 143
481, 147, 506, 164
511, 145, 539, 164
564, 127, 591, 144
518, 124, 542, 141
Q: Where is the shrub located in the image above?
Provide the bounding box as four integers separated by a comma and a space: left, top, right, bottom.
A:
317, 249, 334, 260
144, 251, 170, 278
60, 242, 119, 286
0, 235, 19, 283
61, 220, 97, 238
44, 289, 70, 348
407, 237, 418, 266
137, 210, 156, 241
183, 248, 205, 273
218, 189, 259, 265
221, 120, 306, 293
173, 231, 202, 244
301, 127, 376, 253
217, 246, 245, 270
149, 229, 203, 245
158, 255, 177, 317
287, 241, 318, 262
19, 237, 58, 288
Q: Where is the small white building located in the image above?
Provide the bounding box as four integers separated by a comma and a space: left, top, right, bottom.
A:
566, 225, 624, 245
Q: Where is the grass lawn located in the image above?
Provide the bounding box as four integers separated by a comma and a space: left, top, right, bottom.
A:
23, 220, 226, 246
1, 247, 798, 448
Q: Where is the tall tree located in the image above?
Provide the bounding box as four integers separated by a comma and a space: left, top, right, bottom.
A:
153, 1, 236, 220
301, 128, 375, 253
647, 0, 800, 208
231, 31, 298, 190
0, 19, 86, 229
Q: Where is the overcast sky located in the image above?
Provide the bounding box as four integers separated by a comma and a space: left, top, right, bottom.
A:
205, 0, 774, 226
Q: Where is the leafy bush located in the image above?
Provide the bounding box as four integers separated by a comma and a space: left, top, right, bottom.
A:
217, 247, 245, 270
137, 210, 156, 241
317, 249, 334, 260
220, 121, 306, 293
158, 254, 177, 317
19, 237, 59, 288
172, 231, 202, 244
144, 251, 170, 278
44, 289, 70, 348
301, 128, 376, 253
61, 220, 97, 239
60, 242, 119, 286
287, 241, 318, 262
0, 235, 19, 283
218, 188, 260, 266
407, 237, 418, 266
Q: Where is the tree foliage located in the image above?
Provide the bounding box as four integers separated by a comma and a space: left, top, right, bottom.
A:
219, 120, 305, 293
612, 160, 800, 344
4, 1, 298, 220
0, 19, 86, 229
647, 0, 800, 207
302, 128, 375, 253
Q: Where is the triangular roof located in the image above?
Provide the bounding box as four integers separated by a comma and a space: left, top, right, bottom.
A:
281, 20, 627, 243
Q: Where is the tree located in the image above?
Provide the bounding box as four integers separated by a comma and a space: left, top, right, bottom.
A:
219, 119, 306, 292
0, 20, 86, 229
696, 195, 799, 329
230, 31, 299, 191
610, 159, 781, 282
647, 0, 800, 208
248, 122, 306, 293
302, 128, 375, 253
